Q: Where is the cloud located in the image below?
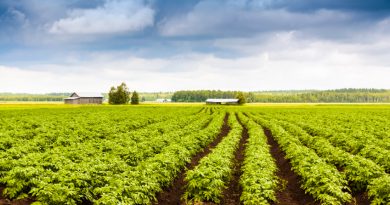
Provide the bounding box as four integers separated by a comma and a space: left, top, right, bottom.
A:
1, 31, 389, 93
0, 7, 32, 44
49, 0, 154, 35
1, 0, 390, 93
267, 0, 390, 12
158, 0, 356, 38
0, 8, 29, 29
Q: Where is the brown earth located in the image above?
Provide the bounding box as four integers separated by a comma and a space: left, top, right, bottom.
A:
263, 128, 320, 205
0, 187, 34, 205
155, 113, 231, 205
219, 114, 248, 205
347, 191, 371, 205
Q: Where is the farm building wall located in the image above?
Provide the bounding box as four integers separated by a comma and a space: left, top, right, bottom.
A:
64, 97, 103, 104
64, 99, 80, 104
206, 101, 238, 105
206, 102, 221, 105
78, 97, 103, 104
206, 102, 238, 105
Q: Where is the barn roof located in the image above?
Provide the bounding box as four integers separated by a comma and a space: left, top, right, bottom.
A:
206, 99, 239, 103
70, 92, 104, 98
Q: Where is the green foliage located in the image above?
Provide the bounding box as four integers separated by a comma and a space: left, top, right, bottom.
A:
0, 105, 389, 204
368, 175, 390, 205
236, 92, 246, 105
1, 88, 389, 103
249, 108, 390, 204
0, 106, 215, 204
251, 116, 352, 205
93, 112, 225, 204
137, 92, 173, 102
0, 93, 70, 102
170, 89, 390, 103
131, 91, 139, 105
108, 82, 130, 104
272, 119, 386, 192
184, 113, 242, 204
172, 90, 248, 102
237, 113, 278, 205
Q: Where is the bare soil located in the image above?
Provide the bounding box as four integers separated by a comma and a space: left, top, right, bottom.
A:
263, 128, 320, 205
0, 187, 34, 205
155, 113, 231, 205
219, 114, 248, 205
347, 191, 371, 205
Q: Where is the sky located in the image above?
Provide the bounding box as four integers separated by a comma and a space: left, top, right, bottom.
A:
0, 0, 389, 93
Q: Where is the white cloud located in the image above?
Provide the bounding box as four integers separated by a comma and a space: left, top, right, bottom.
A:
3, 14, 390, 93
1, 34, 389, 93
49, 0, 154, 34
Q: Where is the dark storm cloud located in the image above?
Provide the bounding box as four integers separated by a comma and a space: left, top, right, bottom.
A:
158, 0, 390, 41
267, 0, 390, 12
1, 0, 389, 41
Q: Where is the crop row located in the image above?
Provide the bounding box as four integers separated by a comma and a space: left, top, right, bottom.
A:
183, 112, 242, 203
295, 121, 390, 173
251, 111, 390, 205
271, 118, 389, 204
0, 107, 211, 204
89, 112, 226, 205
0, 114, 214, 201
237, 112, 278, 205
262, 109, 390, 168
249, 114, 352, 205
0, 107, 199, 157
256, 110, 390, 173
0, 109, 208, 178
1, 106, 389, 205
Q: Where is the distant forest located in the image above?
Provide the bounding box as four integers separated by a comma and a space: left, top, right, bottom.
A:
0, 92, 173, 102
172, 89, 390, 103
0, 93, 70, 102
1, 89, 389, 103
103, 92, 173, 102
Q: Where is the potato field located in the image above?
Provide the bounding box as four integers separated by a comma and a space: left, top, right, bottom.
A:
0, 105, 389, 205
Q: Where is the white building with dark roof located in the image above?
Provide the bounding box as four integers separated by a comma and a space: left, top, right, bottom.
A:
64, 92, 104, 104
205, 99, 239, 105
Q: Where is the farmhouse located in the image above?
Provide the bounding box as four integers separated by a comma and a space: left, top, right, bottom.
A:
205, 99, 239, 105
64, 92, 104, 104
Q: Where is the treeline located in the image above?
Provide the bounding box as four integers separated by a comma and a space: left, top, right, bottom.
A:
139, 92, 173, 101
172, 89, 390, 103
0, 93, 70, 102
103, 92, 173, 102
1, 89, 389, 103
0, 92, 172, 102
172, 90, 244, 102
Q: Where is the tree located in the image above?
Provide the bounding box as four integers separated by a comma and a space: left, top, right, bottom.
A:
108, 82, 130, 104
131, 91, 139, 105
235, 92, 246, 105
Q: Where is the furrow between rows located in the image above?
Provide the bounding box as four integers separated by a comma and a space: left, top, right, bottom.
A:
155, 113, 231, 205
